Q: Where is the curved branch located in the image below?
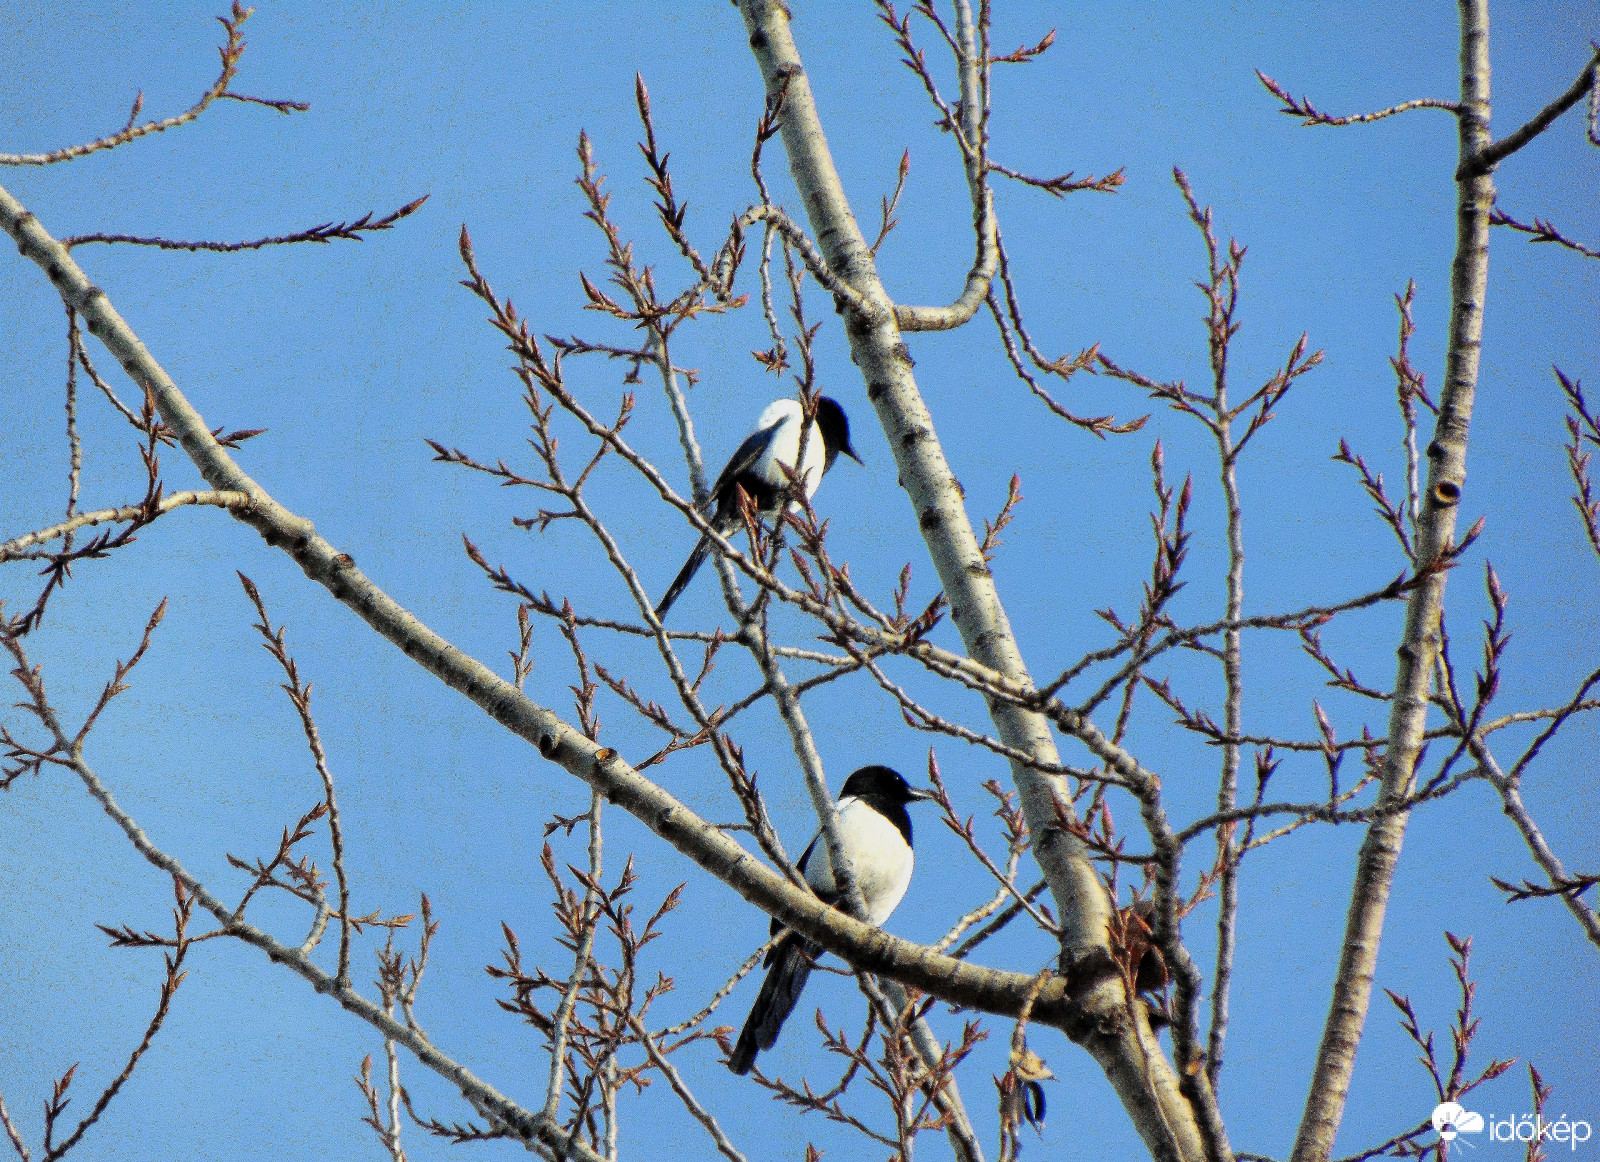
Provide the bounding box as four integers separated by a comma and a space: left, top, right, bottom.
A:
1, 491, 252, 562
892, 198, 996, 331
1254, 71, 1459, 126
890, 0, 997, 332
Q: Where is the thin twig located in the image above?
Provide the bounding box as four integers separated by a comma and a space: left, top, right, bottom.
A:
0, 4, 307, 167
63, 198, 428, 253
1254, 71, 1459, 125
237, 574, 355, 986
1490, 205, 1600, 260
628, 1016, 748, 1162
1, 491, 252, 561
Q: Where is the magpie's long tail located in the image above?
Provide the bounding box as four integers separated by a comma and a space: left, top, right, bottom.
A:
729, 931, 817, 1075
655, 532, 713, 620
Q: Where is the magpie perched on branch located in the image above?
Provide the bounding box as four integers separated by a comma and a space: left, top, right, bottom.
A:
654, 395, 860, 620
728, 765, 934, 1076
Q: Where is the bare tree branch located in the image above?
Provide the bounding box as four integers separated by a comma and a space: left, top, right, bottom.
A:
1460, 50, 1600, 176
736, 4, 1217, 1159
1291, 4, 1496, 1156
1254, 71, 1460, 125
1491, 205, 1600, 260
62, 198, 428, 253
0, 4, 306, 167
0, 490, 252, 562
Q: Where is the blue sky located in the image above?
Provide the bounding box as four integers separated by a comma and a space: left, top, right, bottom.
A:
1, 2, 1596, 1160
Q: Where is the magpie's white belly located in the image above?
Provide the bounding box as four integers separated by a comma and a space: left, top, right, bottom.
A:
804, 796, 914, 926
751, 399, 826, 508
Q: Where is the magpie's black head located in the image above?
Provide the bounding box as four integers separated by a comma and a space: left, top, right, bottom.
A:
815, 396, 862, 470
841, 765, 935, 848
841, 765, 935, 806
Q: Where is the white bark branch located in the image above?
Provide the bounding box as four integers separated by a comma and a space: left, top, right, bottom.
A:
733, 5, 1216, 1160
1291, 3, 1495, 1157
1, 490, 252, 561
891, 0, 998, 332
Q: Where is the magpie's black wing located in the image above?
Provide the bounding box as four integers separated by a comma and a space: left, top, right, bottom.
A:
795, 833, 818, 875
769, 833, 823, 942
708, 421, 781, 510
654, 421, 783, 620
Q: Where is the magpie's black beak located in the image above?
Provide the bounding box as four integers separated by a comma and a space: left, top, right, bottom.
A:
905, 787, 938, 804
844, 443, 864, 466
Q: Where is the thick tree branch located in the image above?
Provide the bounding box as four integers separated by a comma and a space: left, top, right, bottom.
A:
0, 176, 1111, 1037
1291, 4, 1495, 1157
733, 5, 1217, 1161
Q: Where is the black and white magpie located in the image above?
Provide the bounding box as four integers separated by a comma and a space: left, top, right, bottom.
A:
728, 764, 934, 1076
655, 395, 861, 619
